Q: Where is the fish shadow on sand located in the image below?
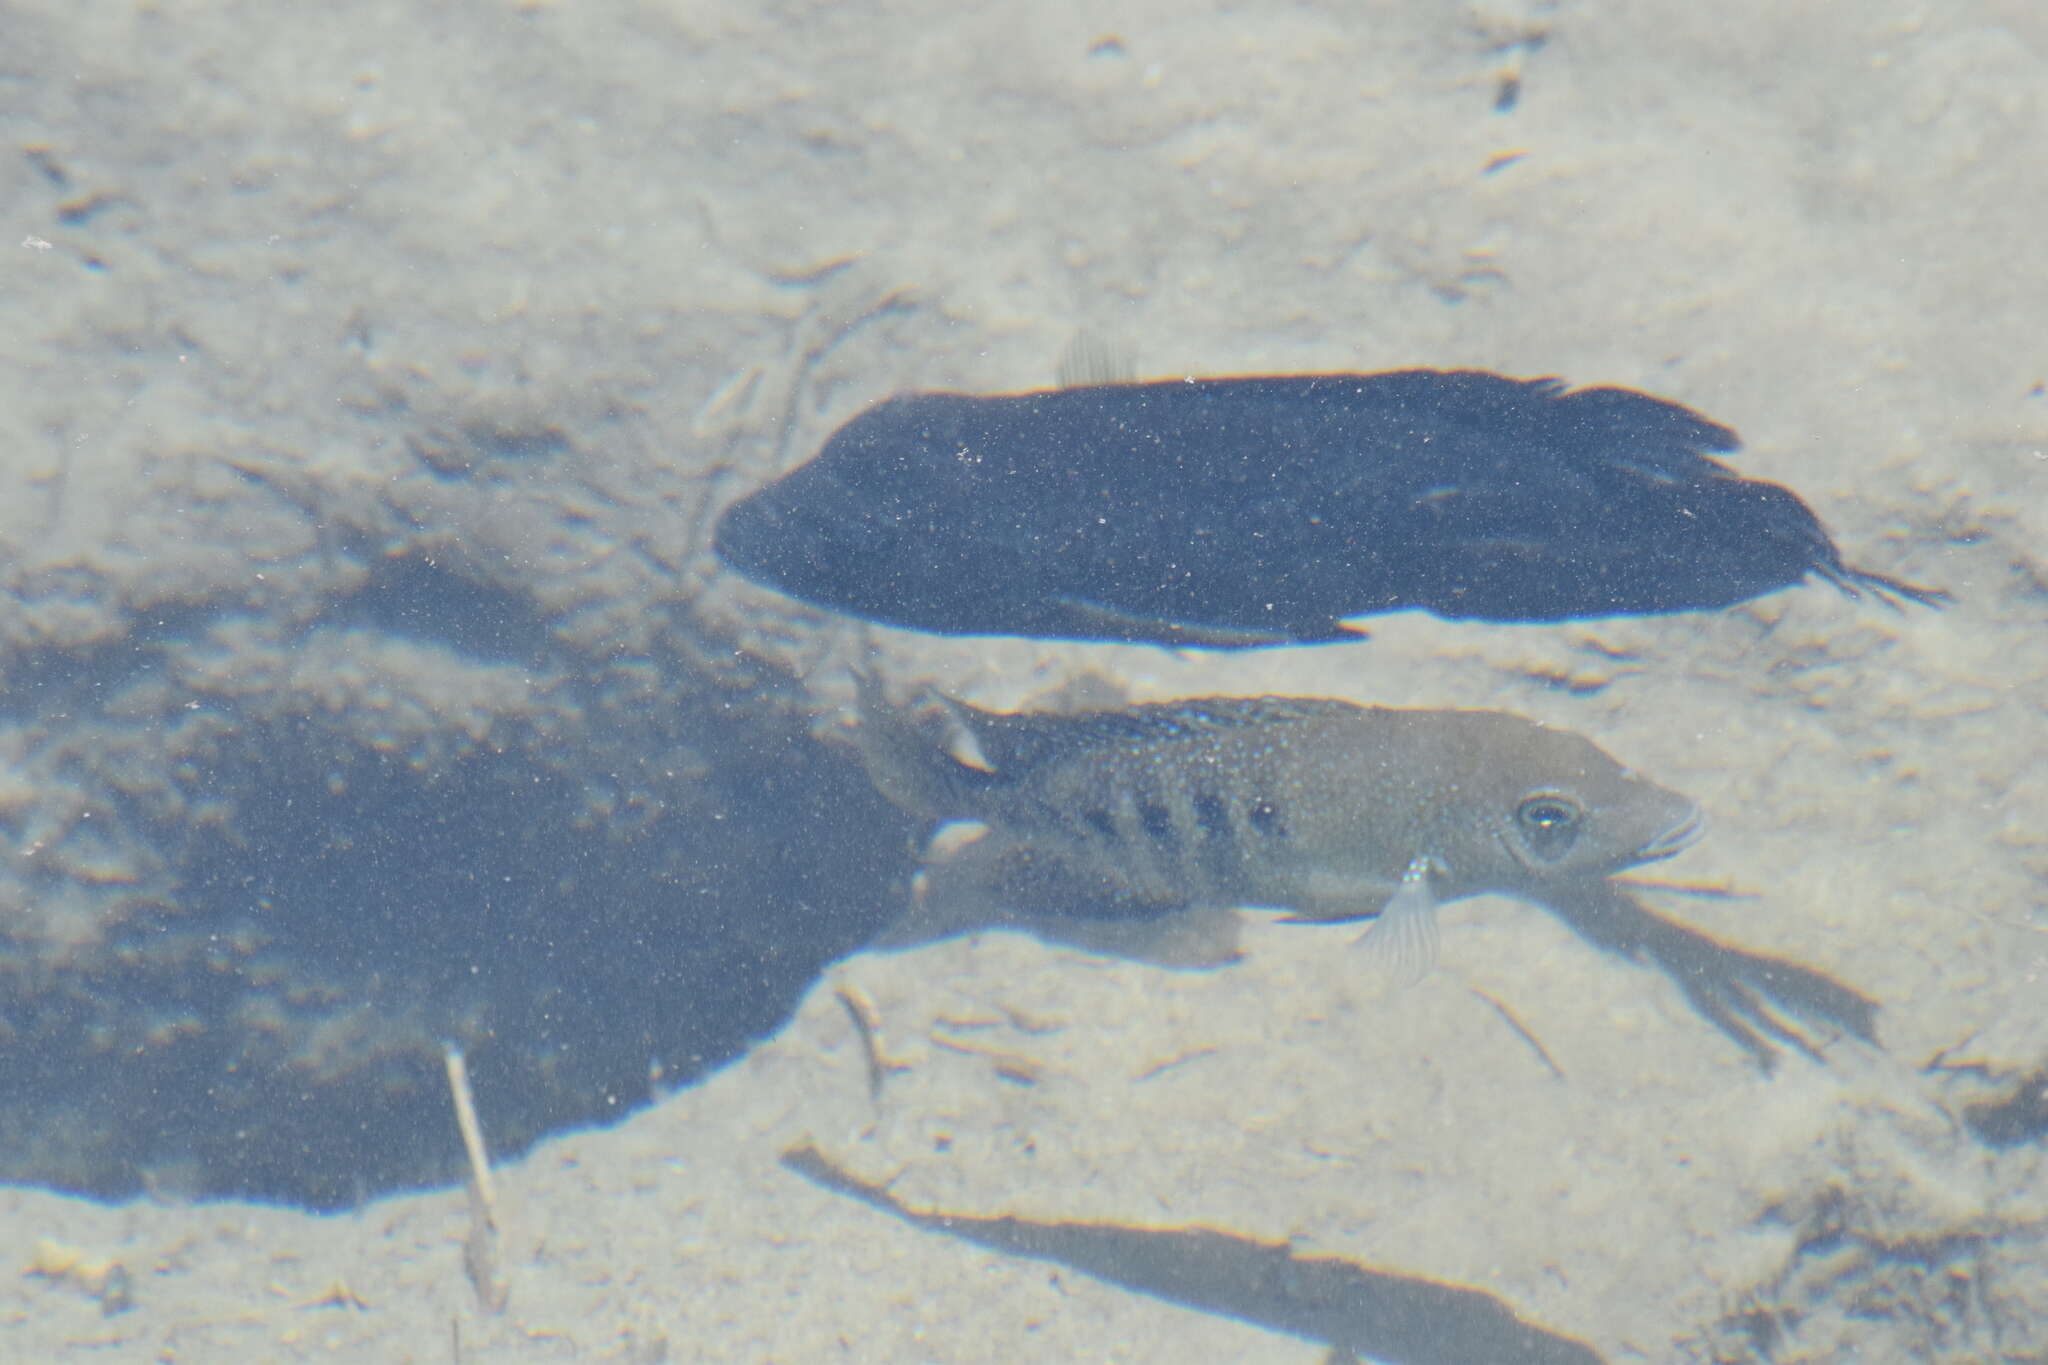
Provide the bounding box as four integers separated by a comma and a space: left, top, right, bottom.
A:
715, 369, 1947, 649
791, 895, 1871, 1358
781, 1143, 1607, 1365
1538, 878, 1879, 1071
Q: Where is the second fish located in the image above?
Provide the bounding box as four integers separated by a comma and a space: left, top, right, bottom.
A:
849, 676, 1703, 978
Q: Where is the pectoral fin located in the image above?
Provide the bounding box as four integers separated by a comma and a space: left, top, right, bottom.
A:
1351, 858, 1444, 985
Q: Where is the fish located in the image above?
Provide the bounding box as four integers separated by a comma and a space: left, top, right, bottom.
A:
848, 675, 1702, 975
713, 370, 1947, 649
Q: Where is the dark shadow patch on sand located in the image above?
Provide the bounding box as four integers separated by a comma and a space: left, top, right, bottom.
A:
1960, 1067, 2048, 1149
783, 1144, 1606, 1365
0, 665, 912, 1207
340, 554, 557, 665
1541, 879, 1880, 1070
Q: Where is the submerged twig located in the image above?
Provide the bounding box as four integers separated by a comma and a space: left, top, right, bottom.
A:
444, 1044, 509, 1313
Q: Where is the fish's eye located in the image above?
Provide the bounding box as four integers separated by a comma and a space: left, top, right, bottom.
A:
1518, 795, 1578, 829
1516, 793, 1583, 860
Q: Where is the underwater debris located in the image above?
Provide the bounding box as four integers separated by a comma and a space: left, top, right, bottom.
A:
781, 1144, 1606, 1364
25, 1239, 134, 1317
715, 370, 1946, 648
445, 1044, 511, 1314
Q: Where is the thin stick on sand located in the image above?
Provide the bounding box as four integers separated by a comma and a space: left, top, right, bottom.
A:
444, 1045, 499, 1221
444, 1044, 509, 1312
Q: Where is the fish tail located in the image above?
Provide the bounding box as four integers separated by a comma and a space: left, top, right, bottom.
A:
848, 670, 991, 819
1813, 558, 1951, 611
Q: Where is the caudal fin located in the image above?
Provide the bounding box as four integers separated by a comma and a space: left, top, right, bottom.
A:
1811, 558, 1950, 610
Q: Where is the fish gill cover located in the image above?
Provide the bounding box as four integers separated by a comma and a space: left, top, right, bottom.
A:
714, 369, 1947, 647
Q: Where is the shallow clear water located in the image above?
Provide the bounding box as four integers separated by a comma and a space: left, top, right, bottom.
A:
0, 1, 2040, 1359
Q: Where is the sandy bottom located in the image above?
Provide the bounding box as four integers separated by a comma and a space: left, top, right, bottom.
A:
1, 0, 2044, 1360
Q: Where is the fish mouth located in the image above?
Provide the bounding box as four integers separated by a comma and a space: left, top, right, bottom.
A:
1632, 803, 1706, 864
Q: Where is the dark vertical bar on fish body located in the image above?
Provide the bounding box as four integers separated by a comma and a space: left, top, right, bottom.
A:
1109, 773, 1177, 906
1137, 800, 1179, 850
1189, 785, 1238, 898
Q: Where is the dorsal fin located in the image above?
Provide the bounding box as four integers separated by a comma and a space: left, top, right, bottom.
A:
952, 695, 1340, 781
1054, 331, 1139, 388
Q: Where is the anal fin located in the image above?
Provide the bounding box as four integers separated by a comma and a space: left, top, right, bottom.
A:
1027, 905, 1244, 969
867, 836, 1242, 970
